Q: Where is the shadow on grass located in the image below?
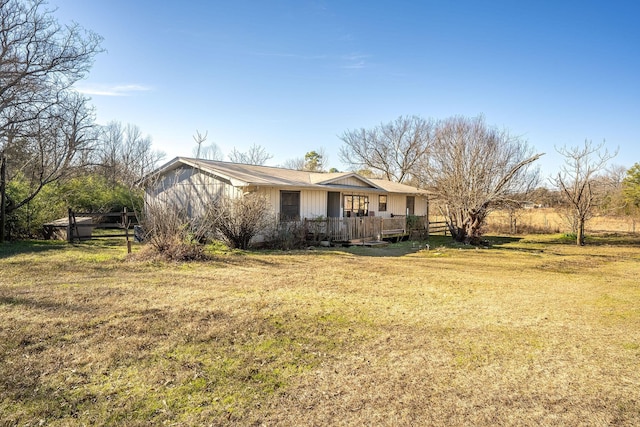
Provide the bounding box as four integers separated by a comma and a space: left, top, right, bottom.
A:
215, 254, 279, 268
583, 233, 640, 246
0, 238, 132, 259
231, 233, 639, 260
0, 295, 90, 313
0, 240, 68, 259
241, 235, 529, 258
483, 235, 524, 246
329, 235, 522, 257
518, 232, 640, 247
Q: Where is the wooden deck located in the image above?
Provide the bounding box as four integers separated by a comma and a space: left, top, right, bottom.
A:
303, 216, 427, 243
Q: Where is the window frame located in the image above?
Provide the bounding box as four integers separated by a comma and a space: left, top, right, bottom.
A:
343, 194, 369, 217
378, 195, 387, 212
280, 190, 300, 220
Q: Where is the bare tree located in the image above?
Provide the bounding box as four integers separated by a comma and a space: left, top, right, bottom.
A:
1, 93, 98, 241
120, 124, 163, 182
192, 141, 223, 161
0, 0, 103, 241
228, 144, 273, 165
191, 130, 208, 158
98, 121, 124, 183
529, 187, 565, 208
0, 0, 102, 137
595, 164, 629, 216
282, 157, 305, 171
428, 116, 542, 244
551, 140, 617, 245
339, 115, 435, 183
97, 121, 164, 184
282, 149, 328, 171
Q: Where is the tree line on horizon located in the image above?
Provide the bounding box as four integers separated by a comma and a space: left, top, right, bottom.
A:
1, 0, 639, 245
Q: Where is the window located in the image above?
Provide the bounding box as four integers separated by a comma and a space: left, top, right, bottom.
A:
280, 191, 300, 220
378, 195, 387, 212
344, 195, 368, 217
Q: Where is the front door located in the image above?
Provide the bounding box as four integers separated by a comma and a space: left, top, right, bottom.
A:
406, 196, 415, 216
327, 192, 341, 218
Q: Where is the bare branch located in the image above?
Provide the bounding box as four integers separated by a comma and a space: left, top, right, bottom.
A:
0, 0, 103, 240
550, 140, 617, 245
339, 115, 434, 183
228, 143, 273, 165
428, 115, 543, 244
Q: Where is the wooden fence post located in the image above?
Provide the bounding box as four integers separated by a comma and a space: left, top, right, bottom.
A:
123, 207, 132, 254
67, 208, 73, 243
426, 202, 430, 240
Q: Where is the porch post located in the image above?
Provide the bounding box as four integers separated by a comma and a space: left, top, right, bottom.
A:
426, 198, 430, 239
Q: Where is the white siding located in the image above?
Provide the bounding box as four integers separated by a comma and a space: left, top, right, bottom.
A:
369, 194, 391, 218
301, 190, 327, 218
146, 166, 429, 225
330, 176, 373, 187
386, 194, 428, 216
387, 194, 406, 216
255, 187, 328, 219
146, 167, 240, 218
253, 187, 279, 213
252, 187, 282, 225
414, 196, 428, 216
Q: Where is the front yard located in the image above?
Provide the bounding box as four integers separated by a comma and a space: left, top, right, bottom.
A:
1, 235, 639, 425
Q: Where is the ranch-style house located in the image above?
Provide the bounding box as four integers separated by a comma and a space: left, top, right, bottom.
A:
144, 157, 430, 243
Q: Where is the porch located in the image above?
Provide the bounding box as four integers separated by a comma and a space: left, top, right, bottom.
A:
303, 215, 428, 244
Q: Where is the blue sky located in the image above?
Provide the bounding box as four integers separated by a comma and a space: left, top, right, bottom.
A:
51, 0, 639, 178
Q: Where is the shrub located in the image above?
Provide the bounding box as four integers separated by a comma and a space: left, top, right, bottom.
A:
262, 220, 308, 250
208, 193, 273, 250
4, 174, 66, 239
137, 197, 214, 261
132, 237, 209, 262
3, 173, 143, 240
59, 174, 143, 213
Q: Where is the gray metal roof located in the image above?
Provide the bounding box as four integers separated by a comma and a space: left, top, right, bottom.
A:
151, 157, 429, 195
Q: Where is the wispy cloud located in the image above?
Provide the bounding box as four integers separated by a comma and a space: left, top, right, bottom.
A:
340, 53, 370, 70
74, 84, 153, 97
251, 51, 328, 60
341, 60, 367, 69
250, 51, 371, 70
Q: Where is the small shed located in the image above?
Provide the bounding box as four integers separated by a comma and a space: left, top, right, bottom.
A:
43, 216, 94, 240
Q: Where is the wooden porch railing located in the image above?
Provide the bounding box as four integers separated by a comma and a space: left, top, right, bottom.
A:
303, 216, 423, 242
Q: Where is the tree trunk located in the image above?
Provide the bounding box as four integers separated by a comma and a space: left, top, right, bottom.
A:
463, 210, 486, 245
449, 215, 467, 242
509, 210, 518, 234
448, 214, 484, 244
452, 227, 467, 242
577, 218, 585, 246
0, 155, 6, 243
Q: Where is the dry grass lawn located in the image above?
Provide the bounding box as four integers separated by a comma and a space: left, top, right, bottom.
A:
486, 208, 639, 235
1, 234, 640, 426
